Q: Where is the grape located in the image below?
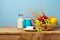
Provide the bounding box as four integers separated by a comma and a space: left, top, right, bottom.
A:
42, 21, 46, 24
44, 25, 47, 29
33, 26, 36, 29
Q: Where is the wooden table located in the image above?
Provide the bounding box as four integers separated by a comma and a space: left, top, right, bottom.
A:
0, 28, 60, 40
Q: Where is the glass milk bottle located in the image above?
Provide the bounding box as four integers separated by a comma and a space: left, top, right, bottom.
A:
17, 14, 23, 29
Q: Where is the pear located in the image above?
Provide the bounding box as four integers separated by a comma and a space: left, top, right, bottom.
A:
44, 19, 51, 25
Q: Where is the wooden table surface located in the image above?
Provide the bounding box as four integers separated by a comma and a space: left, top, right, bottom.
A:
0, 28, 60, 34
0, 28, 60, 40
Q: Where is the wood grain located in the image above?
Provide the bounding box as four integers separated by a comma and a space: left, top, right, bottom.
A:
0, 28, 60, 40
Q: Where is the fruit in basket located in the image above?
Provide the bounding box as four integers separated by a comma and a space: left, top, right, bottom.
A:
35, 20, 42, 25
30, 10, 58, 31
49, 17, 57, 24
36, 26, 42, 32
42, 24, 47, 29
44, 19, 51, 25
38, 11, 48, 21
34, 20, 42, 32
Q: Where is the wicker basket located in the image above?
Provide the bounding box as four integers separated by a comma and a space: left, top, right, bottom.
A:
34, 22, 57, 31
41, 23, 57, 31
